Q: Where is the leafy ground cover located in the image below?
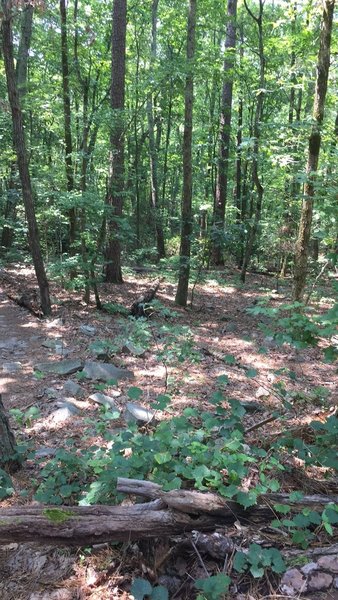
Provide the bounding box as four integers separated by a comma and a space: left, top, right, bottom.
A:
0, 265, 337, 599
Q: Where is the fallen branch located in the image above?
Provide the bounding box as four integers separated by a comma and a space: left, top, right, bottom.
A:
130, 278, 163, 317
1, 479, 337, 546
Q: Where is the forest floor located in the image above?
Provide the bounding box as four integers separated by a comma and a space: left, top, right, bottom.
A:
0, 264, 337, 600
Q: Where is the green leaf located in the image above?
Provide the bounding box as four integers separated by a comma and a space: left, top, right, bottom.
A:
217, 374, 229, 386
224, 354, 236, 365
236, 490, 257, 508
250, 565, 264, 578
151, 395, 171, 410
128, 387, 143, 400
130, 578, 153, 600
245, 368, 258, 378
154, 452, 172, 465
233, 551, 248, 573
150, 585, 169, 600
323, 522, 333, 535
195, 574, 230, 598
273, 503, 291, 514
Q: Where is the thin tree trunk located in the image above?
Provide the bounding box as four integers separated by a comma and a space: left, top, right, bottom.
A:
147, 0, 166, 259
293, 0, 335, 301
1, 2, 33, 252
16, 0, 33, 97
240, 0, 265, 283
105, 0, 127, 283
175, 0, 197, 306
212, 0, 237, 265
1, 2, 51, 316
60, 0, 76, 249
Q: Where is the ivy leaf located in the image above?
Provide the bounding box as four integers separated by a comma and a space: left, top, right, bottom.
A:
250, 564, 265, 578
233, 551, 248, 573
151, 585, 169, 600
224, 354, 236, 365
130, 578, 152, 600
236, 490, 258, 508
154, 452, 172, 465
128, 387, 143, 400
195, 574, 230, 598
273, 503, 291, 514
245, 368, 258, 378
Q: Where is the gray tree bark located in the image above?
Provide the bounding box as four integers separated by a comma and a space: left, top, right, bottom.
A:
105, 0, 127, 283
293, 0, 335, 301
175, 0, 197, 306
1, 0, 51, 316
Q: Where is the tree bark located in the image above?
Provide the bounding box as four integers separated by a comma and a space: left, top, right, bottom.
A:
16, 0, 33, 97
175, 0, 197, 307
60, 0, 76, 249
240, 0, 265, 283
105, 0, 127, 283
1, 1, 51, 316
293, 0, 335, 301
211, 0, 237, 266
0, 394, 21, 473
0, 480, 336, 546
147, 0, 166, 260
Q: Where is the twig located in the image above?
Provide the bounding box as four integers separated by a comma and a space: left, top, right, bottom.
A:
190, 538, 210, 578
245, 411, 286, 434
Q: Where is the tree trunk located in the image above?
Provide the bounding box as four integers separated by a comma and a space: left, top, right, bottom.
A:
175, 0, 197, 307
16, 0, 33, 97
1, 2, 33, 253
147, 0, 166, 260
240, 0, 265, 283
293, 0, 335, 301
60, 0, 76, 249
1, 2, 51, 316
211, 0, 237, 266
105, 0, 127, 283
0, 395, 21, 473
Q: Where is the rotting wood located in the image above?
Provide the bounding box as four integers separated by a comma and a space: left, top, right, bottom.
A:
130, 278, 163, 317
0, 501, 220, 546
1, 480, 337, 546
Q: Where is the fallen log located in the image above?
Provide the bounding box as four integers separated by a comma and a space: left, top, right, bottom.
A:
0, 500, 221, 546
1, 479, 337, 546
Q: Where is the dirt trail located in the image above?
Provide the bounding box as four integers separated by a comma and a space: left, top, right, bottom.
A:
0, 286, 46, 408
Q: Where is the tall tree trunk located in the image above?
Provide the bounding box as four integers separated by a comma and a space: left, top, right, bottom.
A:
1, 1, 51, 316
212, 0, 237, 265
147, 0, 166, 260
1, 1, 33, 252
240, 0, 265, 283
16, 0, 33, 96
105, 0, 127, 283
175, 0, 197, 307
60, 0, 76, 249
293, 0, 335, 301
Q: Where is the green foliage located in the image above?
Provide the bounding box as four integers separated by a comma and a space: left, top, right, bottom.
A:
271, 504, 338, 549
9, 406, 41, 428
130, 578, 168, 600
101, 302, 129, 316
247, 299, 338, 354
195, 573, 230, 599
276, 415, 338, 470
0, 468, 14, 500
233, 544, 286, 578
